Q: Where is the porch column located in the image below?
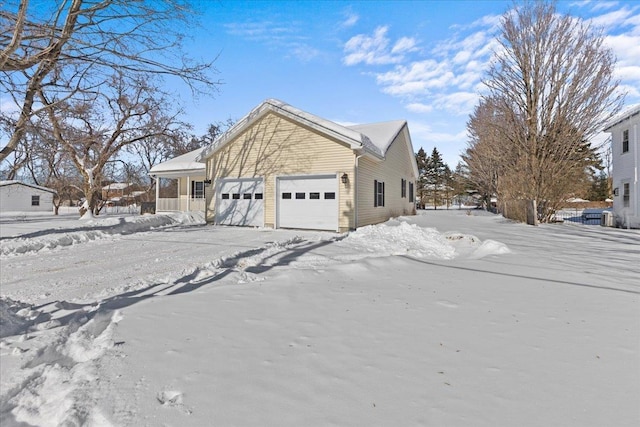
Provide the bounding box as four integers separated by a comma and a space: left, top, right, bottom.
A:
187, 175, 191, 211
155, 175, 160, 208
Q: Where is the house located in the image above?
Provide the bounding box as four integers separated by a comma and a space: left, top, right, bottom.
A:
101, 182, 134, 206
0, 181, 56, 213
604, 104, 639, 228
196, 99, 418, 232
149, 148, 206, 212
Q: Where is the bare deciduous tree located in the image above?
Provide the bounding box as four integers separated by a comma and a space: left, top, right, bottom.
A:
37, 71, 183, 215
0, 0, 219, 162
465, 1, 623, 223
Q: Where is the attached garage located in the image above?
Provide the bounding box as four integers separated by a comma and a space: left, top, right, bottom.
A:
216, 178, 264, 227
277, 174, 338, 231
197, 99, 418, 232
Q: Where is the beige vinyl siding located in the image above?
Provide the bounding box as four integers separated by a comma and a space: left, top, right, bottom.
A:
205, 112, 356, 230
177, 175, 206, 196
356, 126, 417, 227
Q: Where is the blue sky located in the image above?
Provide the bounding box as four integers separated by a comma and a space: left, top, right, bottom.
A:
179, 1, 639, 166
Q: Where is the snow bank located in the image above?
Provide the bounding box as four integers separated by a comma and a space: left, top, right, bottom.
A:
342, 220, 457, 259
0, 212, 205, 257
337, 219, 510, 261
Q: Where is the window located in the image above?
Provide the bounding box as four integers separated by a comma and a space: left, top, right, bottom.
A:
221, 193, 230, 199
31, 195, 40, 206
309, 192, 320, 199
622, 130, 629, 153
623, 183, 630, 207
243, 193, 252, 199
191, 181, 205, 199
295, 192, 305, 199
374, 180, 385, 207
409, 182, 414, 202
324, 192, 336, 199
232, 193, 240, 200
401, 178, 406, 198
282, 192, 292, 199
255, 193, 263, 200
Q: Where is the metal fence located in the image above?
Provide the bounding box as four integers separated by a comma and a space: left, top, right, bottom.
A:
101, 205, 142, 215
551, 209, 605, 225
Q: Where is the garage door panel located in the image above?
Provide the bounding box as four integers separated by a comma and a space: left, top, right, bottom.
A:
217, 178, 264, 227
277, 175, 338, 231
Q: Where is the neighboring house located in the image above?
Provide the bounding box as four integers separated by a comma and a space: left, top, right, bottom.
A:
604, 104, 640, 228
0, 181, 56, 213
149, 148, 207, 212
101, 182, 134, 206
197, 99, 418, 232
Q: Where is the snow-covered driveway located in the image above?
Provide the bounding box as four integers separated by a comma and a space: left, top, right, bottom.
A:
1, 210, 638, 426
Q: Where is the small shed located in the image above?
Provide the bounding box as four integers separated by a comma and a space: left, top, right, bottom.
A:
0, 181, 56, 213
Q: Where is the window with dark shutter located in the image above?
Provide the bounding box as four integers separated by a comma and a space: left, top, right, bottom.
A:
623, 183, 630, 207
623, 129, 629, 153
191, 181, 205, 199
374, 180, 385, 207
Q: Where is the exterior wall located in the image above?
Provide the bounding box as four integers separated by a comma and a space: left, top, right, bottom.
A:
356, 127, 417, 227
610, 113, 639, 228
205, 112, 356, 230
0, 184, 54, 212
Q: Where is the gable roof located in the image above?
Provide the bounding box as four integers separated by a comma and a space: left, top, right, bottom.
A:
149, 148, 206, 176
0, 180, 57, 194
604, 103, 640, 131
198, 99, 408, 162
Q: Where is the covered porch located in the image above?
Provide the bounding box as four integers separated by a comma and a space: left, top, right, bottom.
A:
149, 149, 207, 213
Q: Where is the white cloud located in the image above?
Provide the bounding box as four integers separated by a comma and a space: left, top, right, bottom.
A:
342, 12, 359, 28
0, 98, 19, 115
570, 0, 621, 12
225, 20, 325, 63
433, 92, 479, 115
376, 60, 452, 93
588, 7, 637, 30
288, 44, 322, 62
391, 37, 418, 54
343, 26, 416, 66
224, 21, 294, 42
406, 103, 433, 113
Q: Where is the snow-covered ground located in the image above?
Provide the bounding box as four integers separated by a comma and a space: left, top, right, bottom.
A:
0, 209, 638, 426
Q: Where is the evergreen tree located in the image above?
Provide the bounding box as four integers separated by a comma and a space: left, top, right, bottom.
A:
426, 148, 446, 209
415, 148, 429, 209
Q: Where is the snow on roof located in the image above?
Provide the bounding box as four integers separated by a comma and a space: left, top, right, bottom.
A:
0, 180, 56, 194
604, 103, 640, 131
102, 182, 132, 190
198, 99, 404, 161
347, 120, 406, 155
149, 148, 206, 174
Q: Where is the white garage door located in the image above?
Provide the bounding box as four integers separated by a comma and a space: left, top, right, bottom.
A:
216, 178, 264, 227
277, 175, 338, 231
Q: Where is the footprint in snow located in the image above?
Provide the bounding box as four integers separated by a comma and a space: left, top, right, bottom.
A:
157, 390, 193, 415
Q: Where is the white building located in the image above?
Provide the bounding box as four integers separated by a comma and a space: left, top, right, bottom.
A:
604, 104, 640, 228
0, 181, 56, 213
